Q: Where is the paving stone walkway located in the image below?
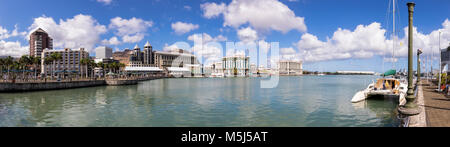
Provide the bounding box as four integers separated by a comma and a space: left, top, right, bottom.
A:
422, 80, 450, 127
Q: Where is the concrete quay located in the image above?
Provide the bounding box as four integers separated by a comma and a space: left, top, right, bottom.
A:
0, 80, 106, 92
0, 77, 165, 92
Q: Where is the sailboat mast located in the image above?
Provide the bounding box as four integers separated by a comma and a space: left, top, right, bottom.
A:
392, 0, 396, 69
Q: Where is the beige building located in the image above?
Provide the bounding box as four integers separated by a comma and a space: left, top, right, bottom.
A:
154, 49, 200, 69
222, 56, 250, 77
41, 48, 89, 76
277, 61, 303, 75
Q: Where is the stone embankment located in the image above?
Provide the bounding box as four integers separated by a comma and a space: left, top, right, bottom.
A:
0, 80, 105, 92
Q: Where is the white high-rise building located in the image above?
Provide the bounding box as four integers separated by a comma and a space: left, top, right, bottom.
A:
95, 46, 113, 59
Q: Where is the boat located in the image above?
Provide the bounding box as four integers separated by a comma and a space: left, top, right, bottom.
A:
352, 0, 409, 105
351, 69, 407, 105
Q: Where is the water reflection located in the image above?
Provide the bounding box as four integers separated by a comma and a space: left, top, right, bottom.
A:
0, 76, 399, 127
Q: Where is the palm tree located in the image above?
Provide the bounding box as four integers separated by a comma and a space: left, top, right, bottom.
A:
80, 58, 90, 78
4, 56, 13, 81
29, 56, 41, 79
97, 62, 104, 78
89, 60, 96, 79
19, 55, 31, 80
44, 57, 54, 80
11, 61, 22, 83
0, 58, 4, 80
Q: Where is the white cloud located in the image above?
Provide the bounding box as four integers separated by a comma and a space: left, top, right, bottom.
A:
163, 43, 180, 52
186, 33, 227, 64
187, 33, 227, 43
28, 14, 108, 53
109, 17, 153, 43
201, 0, 307, 33
296, 19, 450, 62
280, 47, 296, 55
0, 40, 28, 57
200, 2, 227, 19
183, 5, 192, 11
97, 0, 113, 5
0, 25, 27, 39
171, 22, 199, 35
101, 36, 120, 45
237, 27, 258, 43
122, 34, 145, 44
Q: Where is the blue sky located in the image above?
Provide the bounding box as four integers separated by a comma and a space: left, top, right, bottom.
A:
0, 0, 449, 72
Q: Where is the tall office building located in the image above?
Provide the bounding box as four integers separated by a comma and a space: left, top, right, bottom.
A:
30, 28, 53, 57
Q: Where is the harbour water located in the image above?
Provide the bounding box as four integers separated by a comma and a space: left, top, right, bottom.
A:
0, 75, 400, 127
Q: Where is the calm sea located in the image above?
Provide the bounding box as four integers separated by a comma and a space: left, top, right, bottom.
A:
0, 75, 400, 127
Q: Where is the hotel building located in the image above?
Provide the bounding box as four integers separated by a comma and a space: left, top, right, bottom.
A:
30, 28, 53, 58
41, 48, 89, 76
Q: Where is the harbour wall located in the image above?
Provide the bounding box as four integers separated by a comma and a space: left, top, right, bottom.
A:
105, 79, 138, 86
0, 80, 106, 92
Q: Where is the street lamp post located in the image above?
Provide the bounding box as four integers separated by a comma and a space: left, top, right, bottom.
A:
418, 49, 423, 84
399, 2, 421, 116
438, 31, 442, 92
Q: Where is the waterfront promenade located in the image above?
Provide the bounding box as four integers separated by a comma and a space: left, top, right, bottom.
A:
0, 76, 164, 92
421, 80, 450, 127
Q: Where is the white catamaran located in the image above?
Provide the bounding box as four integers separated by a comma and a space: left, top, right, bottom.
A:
351, 70, 407, 104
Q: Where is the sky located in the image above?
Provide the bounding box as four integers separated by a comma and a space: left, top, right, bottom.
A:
0, 0, 449, 73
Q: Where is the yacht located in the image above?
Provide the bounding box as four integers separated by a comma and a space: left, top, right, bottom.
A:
351, 70, 407, 105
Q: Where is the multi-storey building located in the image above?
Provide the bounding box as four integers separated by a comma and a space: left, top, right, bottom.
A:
222, 56, 250, 77
127, 42, 155, 67
29, 28, 53, 58
153, 49, 199, 69
41, 48, 89, 76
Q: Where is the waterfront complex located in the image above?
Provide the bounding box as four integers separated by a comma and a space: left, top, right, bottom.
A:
41, 48, 89, 76
29, 28, 53, 58
121, 42, 201, 77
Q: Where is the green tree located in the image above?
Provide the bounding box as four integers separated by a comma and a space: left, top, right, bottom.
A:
44, 56, 54, 80
50, 53, 62, 79
0, 58, 4, 79
4, 56, 13, 80
30, 56, 41, 79
97, 62, 104, 78
119, 63, 125, 75
80, 58, 91, 78
19, 55, 32, 80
